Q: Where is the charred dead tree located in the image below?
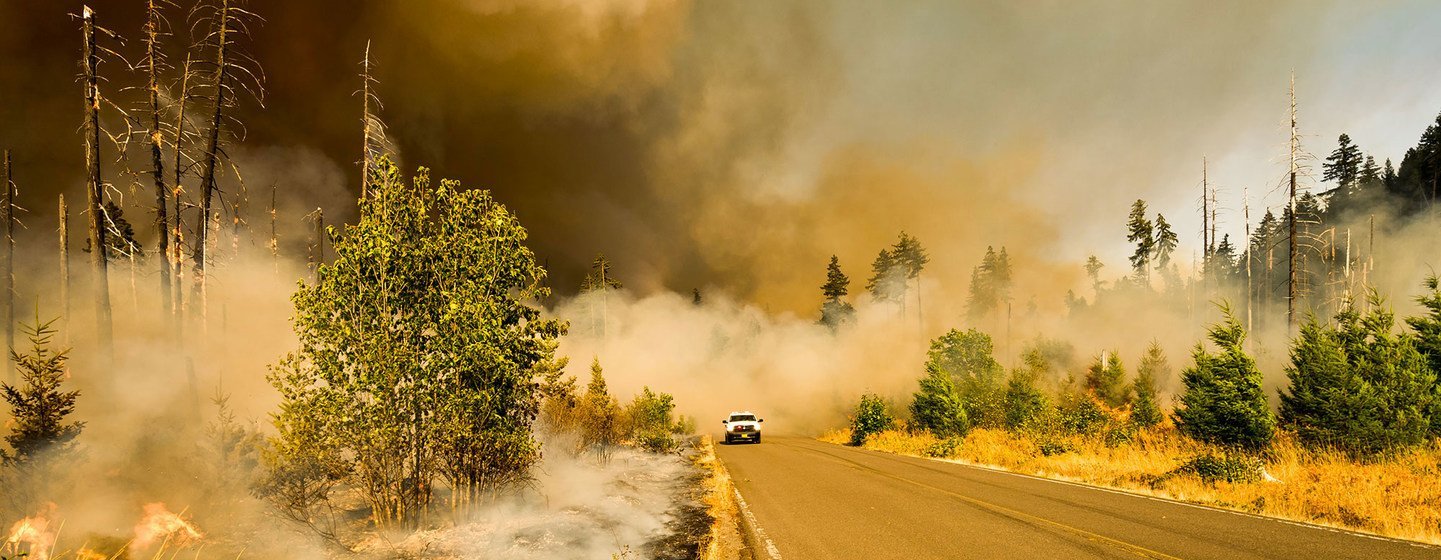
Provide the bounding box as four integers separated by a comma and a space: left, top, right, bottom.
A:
1286, 72, 1303, 330
3, 150, 14, 379
190, 0, 263, 316
171, 54, 195, 320
59, 195, 70, 342
307, 207, 324, 280
143, 0, 174, 325
82, 6, 114, 356
268, 182, 277, 272
359, 40, 391, 203
191, 0, 230, 311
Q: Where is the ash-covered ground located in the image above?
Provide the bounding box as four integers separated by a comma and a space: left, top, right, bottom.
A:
380, 444, 708, 560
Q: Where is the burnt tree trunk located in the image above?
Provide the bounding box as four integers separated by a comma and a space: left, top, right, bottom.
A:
3, 150, 13, 379
59, 195, 70, 341
82, 6, 114, 355
193, 0, 231, 313
171, 56, 192, 322
145, 0, 173, 325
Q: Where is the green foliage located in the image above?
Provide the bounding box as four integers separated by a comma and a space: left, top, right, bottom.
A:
1055, 392, 1108, 435
967, 246, 1013, 320
1406, 275, 1441, 437
581, 253, 623, 292
578, 358, 625, 458
1175, 453, 1263, 484
926, 328, 1006, 427
924, 437, 963, 458
1103, 423, 1137, 448
1175, 307, 1275, 451
2, 317, 83, 469
819, 255, 855, 329
1036, 438, 1075, 457
1323, 133, 1363, 189
1003, 364, 1048, 430
850, 393, 893, 446
1084, 255, 1105, 295
1281, 300, 1436, 457
890, 231, 930, 281
627, 387, 679, 453
1153, 214, 1178, 269
865, 249, 905, 304
1131, 342, 1167, 428
1126, 199, 1154, 283
910, 364, 969, 438
1084, 351, 1130, 407
262, 159, 564, 528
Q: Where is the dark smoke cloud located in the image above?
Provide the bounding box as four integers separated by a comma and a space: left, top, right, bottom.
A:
3, 0, 1439, 315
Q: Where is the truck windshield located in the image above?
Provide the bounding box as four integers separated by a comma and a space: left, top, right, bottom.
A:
729, 414, 756, 422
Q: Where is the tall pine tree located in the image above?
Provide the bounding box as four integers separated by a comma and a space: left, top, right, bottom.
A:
1175, 306, 1275, 451
1126, 200, 1154, 286
819, 255, 855, 329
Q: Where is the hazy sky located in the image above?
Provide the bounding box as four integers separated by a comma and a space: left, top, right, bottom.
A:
1, 0, 1439, 312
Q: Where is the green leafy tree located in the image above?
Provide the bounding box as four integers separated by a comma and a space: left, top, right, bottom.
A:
819, 255, 856, 329
626, 387, 678, 453
1003, 354, 1048, 430
850, 393, 893, 446
1407, 275, 1441, 436
910, 364, 968, 437
1126, 200, 1154, 285
1282, 299, 1436, 456
1175, 307, 1275, 451
1132, 342, 1167, 428
263, 159, 563, 528
926, 328, 1005, 426
1084, 351, 1129, 407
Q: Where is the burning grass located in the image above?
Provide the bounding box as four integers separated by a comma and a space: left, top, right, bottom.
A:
821, 424, 1441, 544
2, 502, 206, 560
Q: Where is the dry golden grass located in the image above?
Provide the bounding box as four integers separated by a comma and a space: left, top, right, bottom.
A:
832, 425, 1441, 545
692, 435, 742, 560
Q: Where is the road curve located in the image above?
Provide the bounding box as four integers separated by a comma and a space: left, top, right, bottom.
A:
715, 436, 1441, 560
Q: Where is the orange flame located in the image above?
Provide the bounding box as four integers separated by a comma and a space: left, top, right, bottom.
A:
5, 506, 57, 560
132, 503, 203, 548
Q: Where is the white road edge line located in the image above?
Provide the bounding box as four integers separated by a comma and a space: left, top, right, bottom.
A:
905, 452, 1441, 550
734, 487, 784, 560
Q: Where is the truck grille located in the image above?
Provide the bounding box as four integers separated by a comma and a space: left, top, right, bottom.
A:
734, 425, 753, 432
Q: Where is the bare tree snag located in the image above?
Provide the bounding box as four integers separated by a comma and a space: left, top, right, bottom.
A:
3, 150, 13, 379
192, 0, 231, 305
145, 0, 173, 324
308, 207, 323, 280
59, 195, 70, 341
269, 182, 278, 272
1287, 72, 1299, 330
82, 5, 114, 355
359, 40, 389, 204
171, 54, 193, 318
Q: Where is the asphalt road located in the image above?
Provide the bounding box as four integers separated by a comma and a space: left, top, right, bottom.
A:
715, 436, 1441, 560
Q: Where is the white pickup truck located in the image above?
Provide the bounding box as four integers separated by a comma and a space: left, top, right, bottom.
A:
722, 411, 764, 444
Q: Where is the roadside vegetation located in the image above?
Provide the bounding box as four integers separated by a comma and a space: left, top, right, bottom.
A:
827, 280, 1441, 544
